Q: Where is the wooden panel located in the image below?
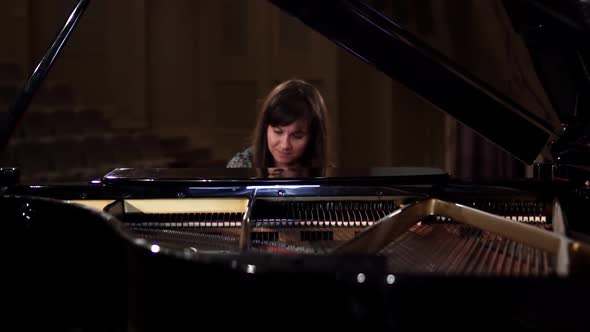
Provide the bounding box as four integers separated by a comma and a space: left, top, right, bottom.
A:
0, 1, 28, 68
147, 0, 199, 134
105, 0, 148, 128
338, 51, 394, 167
214, 81, 258, 129
278, 12, 310, 52
221, 0, 248, 56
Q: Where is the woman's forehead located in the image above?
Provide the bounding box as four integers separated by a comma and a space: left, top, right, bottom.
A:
269, 119, 309, 131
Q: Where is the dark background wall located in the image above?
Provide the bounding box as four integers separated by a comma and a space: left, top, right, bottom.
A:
0, 0, 552, 182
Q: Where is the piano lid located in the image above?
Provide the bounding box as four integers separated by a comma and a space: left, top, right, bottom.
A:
268, 0, 590, 164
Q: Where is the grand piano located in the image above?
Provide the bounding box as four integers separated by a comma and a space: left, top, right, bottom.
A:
1, 0, 590, 330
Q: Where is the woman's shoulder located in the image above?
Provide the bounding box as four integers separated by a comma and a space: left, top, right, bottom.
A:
226, 148, 253, 168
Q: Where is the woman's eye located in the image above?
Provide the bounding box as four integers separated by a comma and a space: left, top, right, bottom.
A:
293, 134, 304, 139
273, 130, 283, 134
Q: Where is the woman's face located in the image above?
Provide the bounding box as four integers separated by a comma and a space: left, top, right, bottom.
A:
266, 120, 309, 167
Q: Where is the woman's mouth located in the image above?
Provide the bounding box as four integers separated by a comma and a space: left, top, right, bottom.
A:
276, 151, 291, 160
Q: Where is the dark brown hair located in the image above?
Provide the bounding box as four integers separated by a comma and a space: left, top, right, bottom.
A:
252, 79, 330, 168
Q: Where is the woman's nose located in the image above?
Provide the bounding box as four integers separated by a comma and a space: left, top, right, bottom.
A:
280, 136, 292, 149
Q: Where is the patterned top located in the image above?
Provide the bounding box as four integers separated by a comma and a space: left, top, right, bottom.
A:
226, 148, 254, 168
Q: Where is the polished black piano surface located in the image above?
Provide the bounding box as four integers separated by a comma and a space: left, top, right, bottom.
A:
2, 0, 590, 331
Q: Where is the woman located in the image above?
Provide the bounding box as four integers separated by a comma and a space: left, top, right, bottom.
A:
226, 78, 330, 176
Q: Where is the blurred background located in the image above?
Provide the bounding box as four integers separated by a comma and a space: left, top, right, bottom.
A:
0, 0, 553, 183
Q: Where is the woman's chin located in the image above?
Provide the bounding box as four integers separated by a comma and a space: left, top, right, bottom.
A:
273, 156, 295, 166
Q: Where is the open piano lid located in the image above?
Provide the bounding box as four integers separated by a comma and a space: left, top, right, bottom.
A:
269, 0, 590, 165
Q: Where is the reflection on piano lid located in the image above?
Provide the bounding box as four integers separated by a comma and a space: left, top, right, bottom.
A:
101, 167, 450, 184
1, 0, 590, 330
